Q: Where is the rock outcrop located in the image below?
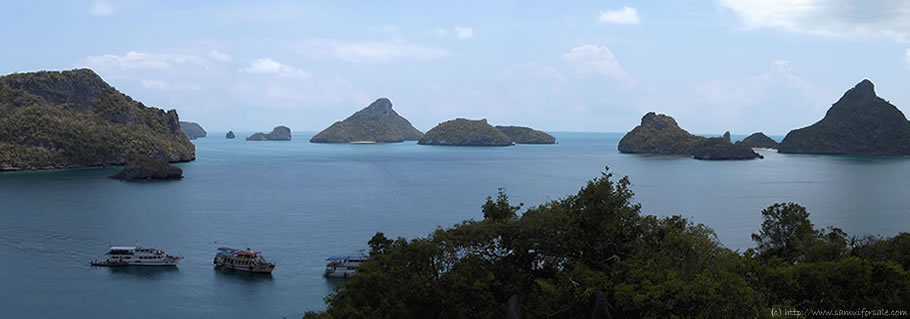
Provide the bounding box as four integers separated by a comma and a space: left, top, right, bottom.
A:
310, 98, 424, 143
737, 132, 779, 149
110, 154, 183, 181
495, 126, 556, 144
779, 79, 910, 155
0, 69, 195, 171
618, 112, 761, 160
179, 121, 206, 139
418, 119, 513, 146
226, 131, 235, 139
246, 126, 291, 141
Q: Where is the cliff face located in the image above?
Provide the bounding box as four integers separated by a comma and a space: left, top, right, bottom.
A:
737, 132, 779, 149
247, 126, 291, 141
179, 121, 206, 139
0, 69, 195, 171
418, 118, 513, 146
495, 126, 556, 144
310, 98, 424, 143
618, 112, 760, 160
779, 79, 910, 155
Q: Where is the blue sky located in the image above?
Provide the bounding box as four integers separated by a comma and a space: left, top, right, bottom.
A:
2, 1, 909, 135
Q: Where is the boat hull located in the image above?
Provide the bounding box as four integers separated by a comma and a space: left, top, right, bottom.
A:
213, 256, 275, 273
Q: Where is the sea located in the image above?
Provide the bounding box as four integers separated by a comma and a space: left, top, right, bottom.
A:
1, 132, 908, 318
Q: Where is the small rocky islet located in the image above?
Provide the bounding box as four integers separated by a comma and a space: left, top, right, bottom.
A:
109, 154, 183, 181
226, 131, 235, 139
310, 98, 424, 143
179, 121, 206, 139
247, 126, 292, 141
737, 132, 779, 149
618, 112, 761, 160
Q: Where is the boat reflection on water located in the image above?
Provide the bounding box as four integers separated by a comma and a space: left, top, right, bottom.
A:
103, 266, 180, 280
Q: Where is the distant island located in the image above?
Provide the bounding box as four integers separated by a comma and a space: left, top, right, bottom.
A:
618, 112, 761, 160
779, 79, 910, 155
495, 126, 556, 144
179, 121, 206, 139
419, 118, 513, 146
0, 69, 195, 171
226, 131, 235, 139
737, 132, 779, 149
110, 154, 183, 181
310, 98, 423, 143
247, 126, 291, 141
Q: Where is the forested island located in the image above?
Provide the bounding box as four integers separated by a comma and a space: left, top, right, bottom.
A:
307, 168, 910, 318
0, 69, 195, 171
618, 112, 761, 160
418, 118, 513, 146
310, 98, 424, 143
495, 125, 556, 144
247, 126, 292, 141
179, 121, 206, 139
737, 132, 779, 149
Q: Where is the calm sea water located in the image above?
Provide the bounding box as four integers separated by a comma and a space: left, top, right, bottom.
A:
1, 132, 908, 318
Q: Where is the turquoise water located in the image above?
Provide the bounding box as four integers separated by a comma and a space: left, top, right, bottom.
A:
1, 132, 908, 318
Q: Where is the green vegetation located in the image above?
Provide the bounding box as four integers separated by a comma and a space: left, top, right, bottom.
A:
619, 112, 760, 160
780, 79, 910, 155
0, 69, 195, 171
110, 153, 183, 181
310, 98, 424, 143
311, 168, 909, 318
179, 121, 206, 139
418, 118, 513, 146
495, 126, 556, 144
737, 132, 779, 149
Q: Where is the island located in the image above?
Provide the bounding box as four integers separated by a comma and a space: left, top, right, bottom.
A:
618, 112, 761, 160
779, 79, 910, 155
110, 154, 183, 181
226, 131, 235, 139
418, 118, 513, 146
0, 69, 195, 171
246, 126, 291, 141
179, 121, 206, 139
737, 132, 779, 149
310, 98, 424, 143
495, 126, 556, 144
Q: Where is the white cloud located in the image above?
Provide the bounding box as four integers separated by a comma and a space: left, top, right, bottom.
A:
296, 39, 450, 63
208, 50, 232, 62
141, 79, 201, 91
240, 58, 311, 78
454, 26, 474, 39
562, 45, 633, 84
599, 7, 640, 25
84, 51, 208, 70
719, 0, 910, 42
91, 0, 113, 16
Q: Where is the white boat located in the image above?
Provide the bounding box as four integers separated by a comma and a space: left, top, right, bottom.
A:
324, 255, 368, 278
91, 245, 181, 267
213, 247, 276, 273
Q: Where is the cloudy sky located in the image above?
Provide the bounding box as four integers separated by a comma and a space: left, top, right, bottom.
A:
2, 1, 909, 134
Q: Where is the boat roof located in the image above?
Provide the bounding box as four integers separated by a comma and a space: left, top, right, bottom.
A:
327, 255, 367, 261
109, 246, 136, 250
218, 247, 261, 255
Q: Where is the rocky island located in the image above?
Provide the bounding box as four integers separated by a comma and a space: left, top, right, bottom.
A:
779, 79, 910, 155
246, 126, 291, 141
618, 112, 760, 160
0, 69, 195, 171
418, 118, 513, 146
110, 154, 183, 181
737, 132, 779, 149
310, 98, 423, 143
179, 121, 206, 139
495, 126, 556, 144
226, 131, 235, 139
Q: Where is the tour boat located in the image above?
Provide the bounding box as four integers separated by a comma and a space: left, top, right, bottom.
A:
213, 247, 276, 273
90, 245, 181, 267
324, 255, 368, 279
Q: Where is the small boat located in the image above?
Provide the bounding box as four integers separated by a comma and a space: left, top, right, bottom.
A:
324, 255, 368, 279
213, 247, 276, 273
90, 245, 181, 267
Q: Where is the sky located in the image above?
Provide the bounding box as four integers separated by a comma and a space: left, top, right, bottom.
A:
2, 0, 910, 135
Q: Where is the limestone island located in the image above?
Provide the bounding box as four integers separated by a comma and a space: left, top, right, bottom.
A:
247, 126, 291, 141
736, 132, 779, 149
310, 98, 423, 143
226, 131, 235, 139
418, 118, 512, 146
0, 69, 195, 171
110, 154, 183, 181
495, 126, 556, 144
618, 112, 761, 160
179, 121, 206, 139
779, 79, 910, 155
